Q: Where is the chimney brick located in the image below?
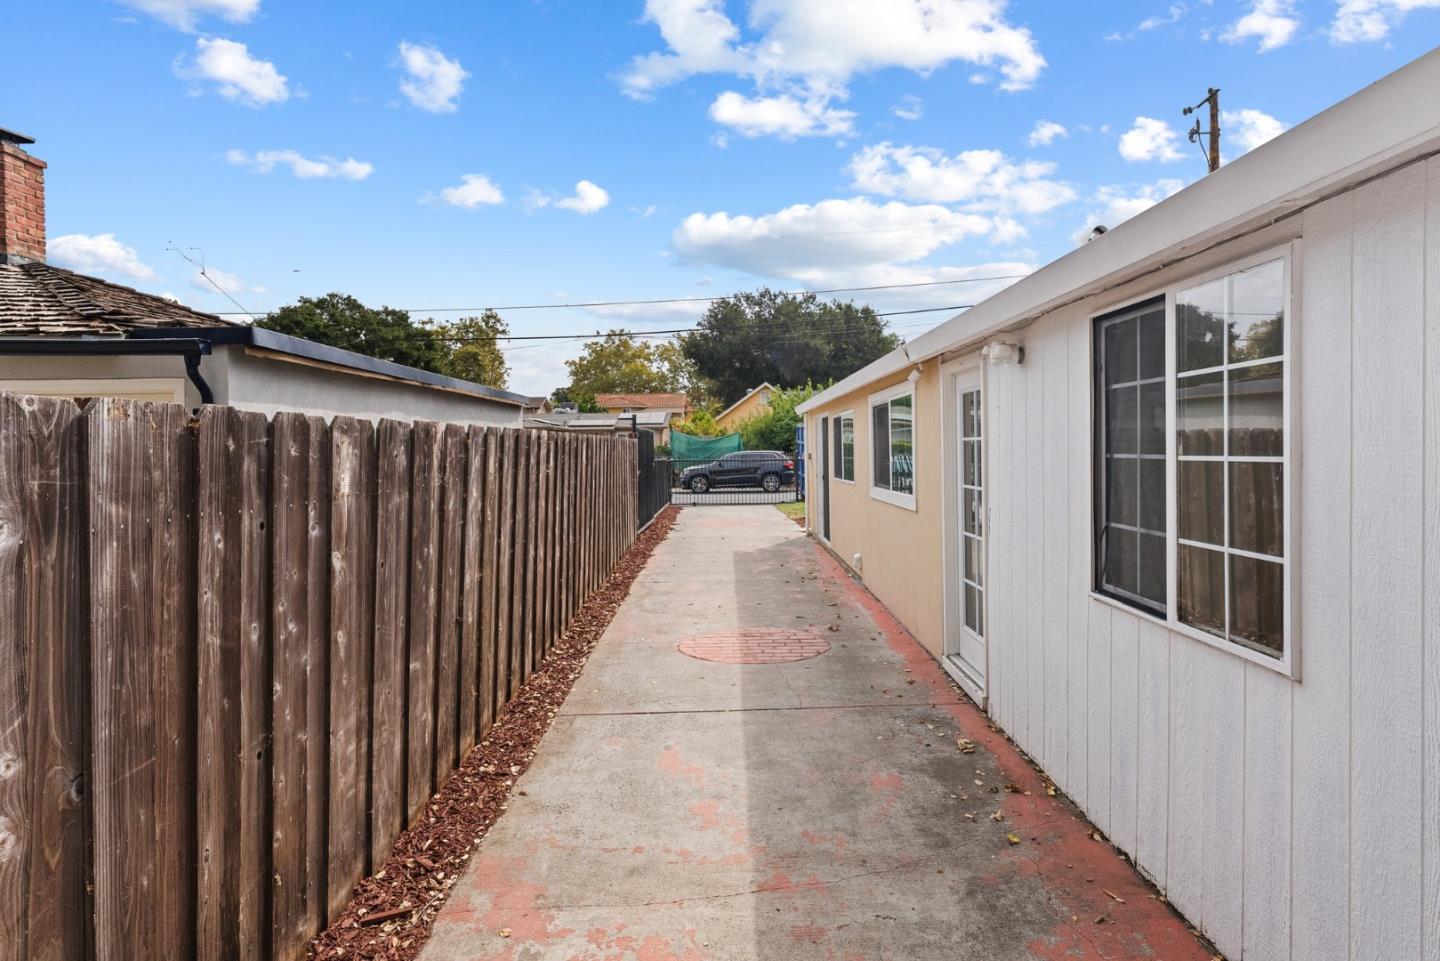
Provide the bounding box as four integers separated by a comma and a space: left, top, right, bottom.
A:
0, 141, 46, 263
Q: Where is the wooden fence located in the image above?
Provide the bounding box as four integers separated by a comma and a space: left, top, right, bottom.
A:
0, 393, 639, 961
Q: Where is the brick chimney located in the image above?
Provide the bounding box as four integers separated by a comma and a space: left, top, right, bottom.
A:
0, 127, 46, 265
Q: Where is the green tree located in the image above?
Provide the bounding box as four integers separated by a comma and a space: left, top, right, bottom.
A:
738, 383, 823, 453
669, 408, 726, 437
260, 293, 448, 372
560, 331, 687, 408
438, 310, 510, 389
679, 290, 901, 405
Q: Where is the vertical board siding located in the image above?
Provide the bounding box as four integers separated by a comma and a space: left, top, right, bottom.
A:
1242, 665, 1292, 961
1291, 191, 1355, 961
0, 395, 85, 961
1042, 322, 1070, 778
86, 399, 196, 961
1133, 619, 1168, 884
1349, 162, 1427, 961
1066, 313, 1092, 804
196, 406, 272, 961
1108, 614, 1139, 857
1423, 155, 1440, 961
0, 402, 640, 961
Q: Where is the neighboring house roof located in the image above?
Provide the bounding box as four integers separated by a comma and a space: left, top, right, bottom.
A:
715, 382, 775, 422
524, 409, 670, 431
593, 392, 688, 409
0, 261, 234, 334
799, 47, 1440, 415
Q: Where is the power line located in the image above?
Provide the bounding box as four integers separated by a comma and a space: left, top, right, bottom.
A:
212, 273, 1025, 317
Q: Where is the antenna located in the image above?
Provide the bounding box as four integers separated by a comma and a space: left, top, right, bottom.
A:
1183, 87, 1221, 173
167, 243, 259, 320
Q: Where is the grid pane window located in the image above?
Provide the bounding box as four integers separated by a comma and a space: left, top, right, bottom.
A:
1095, 300, 1167, 614
1175, 257, 1286, 658
960, 387, 984, 637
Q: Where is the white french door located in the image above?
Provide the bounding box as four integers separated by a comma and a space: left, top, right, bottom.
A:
945, 371, 986, 693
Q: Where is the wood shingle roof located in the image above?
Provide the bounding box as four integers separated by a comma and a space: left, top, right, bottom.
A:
0, 261, 234, 335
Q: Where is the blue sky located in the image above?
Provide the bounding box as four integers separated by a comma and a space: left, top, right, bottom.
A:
8, 0, 1439, 395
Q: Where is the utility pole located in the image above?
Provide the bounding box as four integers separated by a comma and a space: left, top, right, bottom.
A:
1184, 87, 1221, 173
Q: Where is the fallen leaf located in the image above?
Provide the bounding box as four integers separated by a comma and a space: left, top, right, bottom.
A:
1006, 833, 1021, 845
1104, 889, 1126, 904
498, 927, 512, 938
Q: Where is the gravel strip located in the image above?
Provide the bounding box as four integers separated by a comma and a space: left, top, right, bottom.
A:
309, 505, 681, 961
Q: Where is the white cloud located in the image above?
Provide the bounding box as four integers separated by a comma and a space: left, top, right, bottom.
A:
531, 180, 612, 215
1222, 108, 1287, 154
620, 0, 1045, 138
1118, 116, 1184, 163
1072, 178, 1186, 243
182, 37, 288, 106
437, 174, 505, 208
1027, 119, 1067, 147
190, 266, 265, 295
1138, 3, 1189, 30
848, 142, 1075, 214
1330, 0, 1440, 41
672, 197, 999, 284
397, 41, 468, 113
226, 148, 373, 180
1223, 0, 1301, 50
892, 95, 924, 121
709, 91, 856, 139
49, 233, 158, 281
116, 0, 258, 31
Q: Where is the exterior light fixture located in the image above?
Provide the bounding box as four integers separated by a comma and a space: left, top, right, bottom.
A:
983, 341, 1024, 366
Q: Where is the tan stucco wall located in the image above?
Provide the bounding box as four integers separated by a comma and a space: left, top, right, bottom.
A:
804, 363, 944, 657
715, 388, 770, 431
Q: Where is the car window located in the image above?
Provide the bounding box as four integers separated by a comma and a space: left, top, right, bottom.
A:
720, 452, 744, 464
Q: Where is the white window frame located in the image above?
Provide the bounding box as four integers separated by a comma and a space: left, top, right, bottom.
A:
868, 383, 917, 511
833, 409, 856, 484
1089, 241, 1299, 678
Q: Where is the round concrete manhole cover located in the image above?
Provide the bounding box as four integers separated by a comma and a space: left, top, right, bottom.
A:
677, 628, 830, 664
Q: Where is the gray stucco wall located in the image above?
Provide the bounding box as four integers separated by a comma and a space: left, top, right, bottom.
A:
0, 346, 523, 427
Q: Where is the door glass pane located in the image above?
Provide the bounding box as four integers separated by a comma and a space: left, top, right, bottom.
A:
964, 534, 983, 587
872, 403, 890, 489
1229, 462, 1284, 557
1104, 318, 1137, 385
962, 391, 976, 438
1178, 543, 1226, 638
1177, 370, 1224, 456
963, 439, 979, 486
964, 584, 982, 635
1229, 554, 1284, 656
1229, 362, 1283, 456
1177, 277, 1225, 372
1229, 258, 1285, 363
963, 488, 981, 535
841, 417, 855, 481
1178, 460, 1223, 546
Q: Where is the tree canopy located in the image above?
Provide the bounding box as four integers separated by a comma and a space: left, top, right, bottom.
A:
258, 294, 511, 390
678, 289, 901, 406
437, 310, 510, 390
738, 383, 822, 453
555, 331, 699, 408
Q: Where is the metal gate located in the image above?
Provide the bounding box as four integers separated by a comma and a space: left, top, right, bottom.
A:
670, 449, 800, 505
637, 430, 672, 527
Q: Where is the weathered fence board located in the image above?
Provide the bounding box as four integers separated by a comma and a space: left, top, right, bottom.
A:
0, 394, 641, 961
196, 406, 271, 961
87, 399, 197, 961
327, 417, 375, 917
369, 420, 412, 867
270, 413, 331, 960
0, 394, 86, 961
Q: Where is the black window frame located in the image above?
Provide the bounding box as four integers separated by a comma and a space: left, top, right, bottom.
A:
1093, 296, 1168, 618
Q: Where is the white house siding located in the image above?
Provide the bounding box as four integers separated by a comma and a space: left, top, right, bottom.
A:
981, 155, 1440, 961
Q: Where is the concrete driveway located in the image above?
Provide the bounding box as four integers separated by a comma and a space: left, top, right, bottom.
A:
422, 506, 1212, 961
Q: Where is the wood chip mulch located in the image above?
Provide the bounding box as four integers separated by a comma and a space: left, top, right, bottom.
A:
308, 505, 681, 961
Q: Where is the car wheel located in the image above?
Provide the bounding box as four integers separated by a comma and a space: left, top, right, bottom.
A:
761, 472, 781, 492
690, 475, 710, 493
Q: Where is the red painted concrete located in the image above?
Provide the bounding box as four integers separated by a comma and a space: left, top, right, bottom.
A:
808, 541, 1215, 961
676, 628, 830, 664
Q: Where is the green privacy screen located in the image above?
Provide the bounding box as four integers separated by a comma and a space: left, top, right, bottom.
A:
671, 430, 742, 461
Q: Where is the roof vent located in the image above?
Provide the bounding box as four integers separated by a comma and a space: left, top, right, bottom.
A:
1085, 225, 1108, 243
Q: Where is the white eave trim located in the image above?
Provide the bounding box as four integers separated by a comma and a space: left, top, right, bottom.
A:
799, 46, 1440, 416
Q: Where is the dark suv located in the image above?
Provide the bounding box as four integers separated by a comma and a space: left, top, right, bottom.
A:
680, 451, 795, 493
